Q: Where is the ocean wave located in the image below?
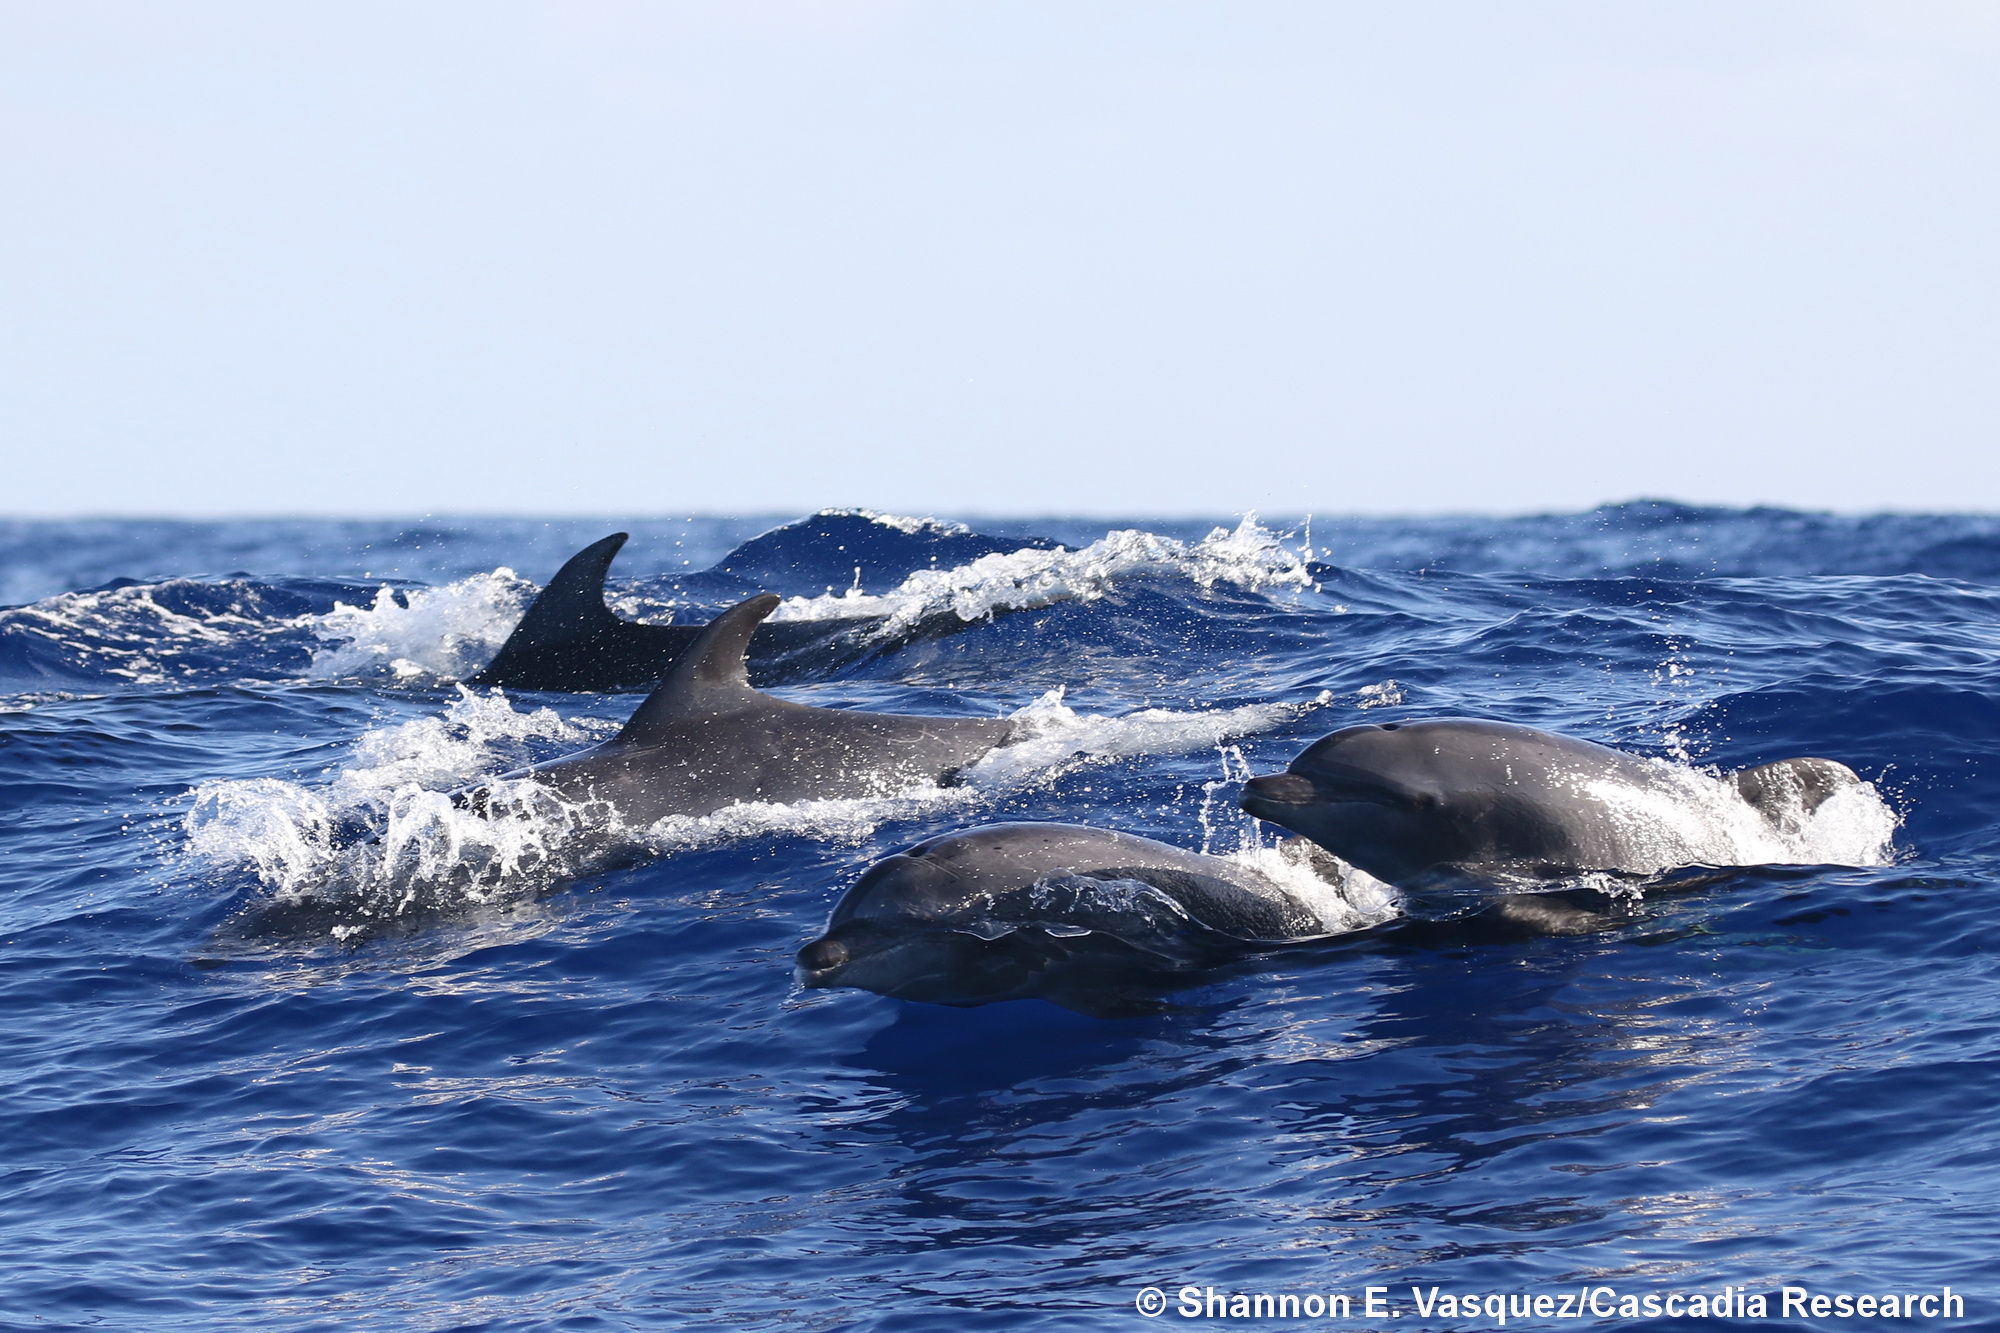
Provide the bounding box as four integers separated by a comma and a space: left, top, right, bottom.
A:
767, 515, 1313, 635
0, 577, 332, 686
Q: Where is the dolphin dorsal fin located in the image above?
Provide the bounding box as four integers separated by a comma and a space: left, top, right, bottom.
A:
616, 593, 783, 741
512, 532, 628, 640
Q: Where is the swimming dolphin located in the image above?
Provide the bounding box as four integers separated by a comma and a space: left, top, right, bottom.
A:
468, 534, 886, 692
1240, 718, 1863, 887
465, 594, 1014, 824
795, 822, 1365, 1013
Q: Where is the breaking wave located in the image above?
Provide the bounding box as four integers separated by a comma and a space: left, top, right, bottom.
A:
0, 577, 323, 687
768, 515, 1313, 635
305, 571, 534, 681
0, 572, 537, 689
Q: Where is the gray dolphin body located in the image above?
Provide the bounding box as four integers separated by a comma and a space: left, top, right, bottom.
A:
796, 822, 1359, 1013
1241, 718, 1861, 887
469, 594, 1013, 824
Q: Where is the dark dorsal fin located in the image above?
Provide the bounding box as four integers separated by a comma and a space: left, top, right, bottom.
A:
617, 594, 783, 742
510, 533, 628, 642
472, 533, 700, 690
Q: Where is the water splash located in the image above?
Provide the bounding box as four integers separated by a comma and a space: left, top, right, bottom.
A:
1221, 843, 1401, 936
1355, 680, 1405, 709
306, 571, 534, 681
1196, 744, 1262, 856
962, 687, 1313, 790
827, 509, 973, 538
1192, 744, 1401, 938
183, 689, 614, 927
1575, 760, 1900, 873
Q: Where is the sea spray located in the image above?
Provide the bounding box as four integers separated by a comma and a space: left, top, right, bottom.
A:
307, 570, 535, 680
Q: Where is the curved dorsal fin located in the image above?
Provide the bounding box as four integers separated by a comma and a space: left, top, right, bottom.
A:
617, 594, 783, 742
511, 532, 628, 641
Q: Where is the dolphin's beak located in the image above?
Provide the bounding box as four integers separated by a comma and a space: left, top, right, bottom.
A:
795, 935, 850, 987
1242, 772, 1316, 810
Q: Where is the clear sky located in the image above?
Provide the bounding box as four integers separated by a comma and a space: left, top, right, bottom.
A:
2, 2, 1997, 517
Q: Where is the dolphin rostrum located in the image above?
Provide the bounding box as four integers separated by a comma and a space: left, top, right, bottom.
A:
466, 594, 1015, 825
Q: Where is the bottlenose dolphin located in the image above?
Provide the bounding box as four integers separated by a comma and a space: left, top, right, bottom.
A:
796, 823, 1365, 1013
1241, 718, 1863, 887
469, 534, 884, 692
465, 594, 1014, 824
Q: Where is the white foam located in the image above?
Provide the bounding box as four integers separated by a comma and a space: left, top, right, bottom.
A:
1224, 844, 1401, 936
1569, 759, 1898, 874
1212, 754, 1898, 935
0, 689, 86, 714
633, 785, 984, 855
962, 687, 1319, 789
183, 689, 612, 915
185, 778, 343, 890
306, 571, 534, 681
829, 508, 973, 537
1356, 680, 1405, 709
766, 515, 1312, 634
0, 570, 537, 687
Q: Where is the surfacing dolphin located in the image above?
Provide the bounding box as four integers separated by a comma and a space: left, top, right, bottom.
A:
464, 594, 1014, 824
795, 822, 1372, 1014
1241, 718, 1864, 889
468, 534, 888, 692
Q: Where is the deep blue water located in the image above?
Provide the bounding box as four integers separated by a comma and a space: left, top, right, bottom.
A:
0, 504, 1993, 1331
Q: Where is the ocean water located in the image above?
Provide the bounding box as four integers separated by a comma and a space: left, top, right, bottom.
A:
0, 504, 1992, 1331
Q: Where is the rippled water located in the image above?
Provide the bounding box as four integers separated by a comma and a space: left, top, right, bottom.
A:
1, 505, 1992, 1330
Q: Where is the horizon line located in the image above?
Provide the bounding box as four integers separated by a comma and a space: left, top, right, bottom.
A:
4, 498, 1999, 524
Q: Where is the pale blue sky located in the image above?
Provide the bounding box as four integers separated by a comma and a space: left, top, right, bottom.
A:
3, 2, 1997, 516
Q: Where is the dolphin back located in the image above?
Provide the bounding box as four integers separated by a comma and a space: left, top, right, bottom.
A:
507, 595, 1011, 821
802, 823, 1342, 1011
1075, 863, 1328, 941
